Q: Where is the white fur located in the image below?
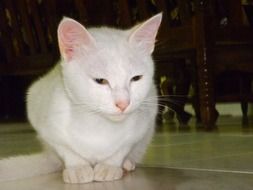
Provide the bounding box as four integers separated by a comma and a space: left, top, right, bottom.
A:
0, 150, 62, 182
0, 14, 162, 183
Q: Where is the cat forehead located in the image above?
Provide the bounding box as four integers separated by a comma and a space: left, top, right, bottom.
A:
86, 49, 146, 78
88, 27, 132, 56
85, 28, 146, 69
88, 27, 129, 44
74, 27, 152, 79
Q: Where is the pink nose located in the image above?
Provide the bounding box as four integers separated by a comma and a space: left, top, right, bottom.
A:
115, 100, 129, 112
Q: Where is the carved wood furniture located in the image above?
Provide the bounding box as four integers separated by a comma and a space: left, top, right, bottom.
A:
153, 0, 253, 128
1, 0, 252, 128
210, 0, 253, 125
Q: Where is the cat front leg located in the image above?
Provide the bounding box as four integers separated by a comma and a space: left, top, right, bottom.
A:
94, 164, 123, 182
122, 159, 136, 172
55, 146, 94, 183
94, 147, 131, 182
123, 126, 155, 172
63, 165, 93, 184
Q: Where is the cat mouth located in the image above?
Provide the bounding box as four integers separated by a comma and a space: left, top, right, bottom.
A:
107, 113, 128, 122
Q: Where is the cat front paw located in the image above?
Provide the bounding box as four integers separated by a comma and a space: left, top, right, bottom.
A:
63, 165, 93, 183
94, 163, 123, 182
123, 159, 136, 172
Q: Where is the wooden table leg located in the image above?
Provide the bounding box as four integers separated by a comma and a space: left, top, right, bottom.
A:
196, 47, 218, 129
195, 0, 218, 129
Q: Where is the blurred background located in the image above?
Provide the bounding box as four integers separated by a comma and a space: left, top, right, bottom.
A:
0, 0, 253, 129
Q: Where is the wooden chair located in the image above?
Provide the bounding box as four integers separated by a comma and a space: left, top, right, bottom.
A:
1, 0, 252, 128
0, 0, 199, 122
152, 0, 253, 128
148, 0, 218, 127
0, 0, 60, 76
208, 0, 253, 125
0, 0, 212, 125
0, 0, 60, 119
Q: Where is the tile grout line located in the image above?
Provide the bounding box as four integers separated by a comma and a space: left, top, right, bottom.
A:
140, 165, 253, 175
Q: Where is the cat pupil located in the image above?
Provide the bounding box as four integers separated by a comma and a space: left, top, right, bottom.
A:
94, 76, 142, 85
131, 75, 143, 82
95, 78, 108, 85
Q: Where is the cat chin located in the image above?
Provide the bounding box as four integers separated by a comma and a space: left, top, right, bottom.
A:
106, 114, 128, 122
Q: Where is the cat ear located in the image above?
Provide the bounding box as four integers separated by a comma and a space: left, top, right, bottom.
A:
57, 18, 96, 61
129, 13, 162, 54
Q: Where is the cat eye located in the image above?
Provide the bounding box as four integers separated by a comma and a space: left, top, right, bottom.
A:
131, 75, 143, 82
94, 78, 109, 85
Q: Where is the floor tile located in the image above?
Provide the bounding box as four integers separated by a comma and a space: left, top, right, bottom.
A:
0, 116, 253, 189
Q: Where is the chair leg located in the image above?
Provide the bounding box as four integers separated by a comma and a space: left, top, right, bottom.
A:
155, 76, 165, 124
241, 74, 251, 126
241, 101, 249, 126
192, 94, 201, 124
159, 71, 192, 125
174, 77, 192, 125
167, 61, 192, 125
196, 49, 218, 129
162, 78, 175, 121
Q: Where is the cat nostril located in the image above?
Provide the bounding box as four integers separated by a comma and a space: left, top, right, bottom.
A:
115, 100, 129, 112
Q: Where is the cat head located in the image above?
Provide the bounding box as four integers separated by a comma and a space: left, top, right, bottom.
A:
57, 14, 162, 121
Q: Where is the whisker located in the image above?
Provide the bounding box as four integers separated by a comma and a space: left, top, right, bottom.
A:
158, 101, 184, 107
146, 95, 189, 98
66, 102, 105, 116
144, 95, 189, 104
139, 104, 176, 115
140, 102, 167, 109
72, 102, 98, 107
145, 97, 185, 102
143, 98, 185, 107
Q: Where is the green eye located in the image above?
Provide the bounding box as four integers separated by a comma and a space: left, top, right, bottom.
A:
94, 78, 109, 85
131, 75, 143, 82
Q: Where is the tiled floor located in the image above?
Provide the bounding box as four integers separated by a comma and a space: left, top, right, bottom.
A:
1, 116, 253, 189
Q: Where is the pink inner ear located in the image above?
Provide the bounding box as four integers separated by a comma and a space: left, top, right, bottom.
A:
58, 18, 95, 61
58, 25, 79, 60
133, 19, 160, 41
60, 24, 83, 44
129, 13, 162, 53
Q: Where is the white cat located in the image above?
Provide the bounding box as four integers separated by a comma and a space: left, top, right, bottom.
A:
0, 13, 162, 183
